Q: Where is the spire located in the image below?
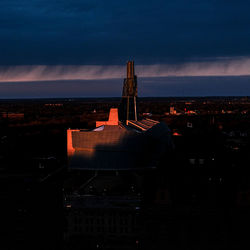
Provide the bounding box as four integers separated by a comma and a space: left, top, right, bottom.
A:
127, 61, 135, 79
119, 61, 138, 122
122, 61, 137, 97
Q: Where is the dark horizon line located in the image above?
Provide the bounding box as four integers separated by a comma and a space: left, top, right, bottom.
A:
0, 95, 249, 101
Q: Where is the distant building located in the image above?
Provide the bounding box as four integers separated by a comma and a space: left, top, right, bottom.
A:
1, 112, 24, 119
44, 103, 63, 107
169, 106, 176, 115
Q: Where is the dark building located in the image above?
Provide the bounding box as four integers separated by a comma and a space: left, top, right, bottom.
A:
64, 172, 142, 250
0, 169, 64, 250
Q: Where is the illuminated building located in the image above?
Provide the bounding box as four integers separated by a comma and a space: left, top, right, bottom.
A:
67, 61, 172, 170
169, 106, 176, 115
65, 61, 172, 249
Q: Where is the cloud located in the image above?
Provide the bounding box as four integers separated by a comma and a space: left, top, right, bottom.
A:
0, 0, 250, 65
1, 57, 250, 82
0, 65, 124, 82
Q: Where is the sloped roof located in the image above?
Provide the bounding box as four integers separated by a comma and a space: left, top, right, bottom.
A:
68, 125, 148, 170
72, 125, 143, 152
127, 118, 159, 131
68, 121, 172, 170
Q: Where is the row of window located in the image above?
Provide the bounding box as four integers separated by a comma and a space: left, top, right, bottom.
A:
73, 216, 135, 226
73, 225, 131, 234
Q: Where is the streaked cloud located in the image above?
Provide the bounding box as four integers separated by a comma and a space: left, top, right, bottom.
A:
1, 57, 250, 82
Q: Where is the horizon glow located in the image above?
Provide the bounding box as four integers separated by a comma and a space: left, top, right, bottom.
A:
1, 57, 250, 82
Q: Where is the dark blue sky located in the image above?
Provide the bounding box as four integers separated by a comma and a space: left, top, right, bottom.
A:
0, 0, 250, 97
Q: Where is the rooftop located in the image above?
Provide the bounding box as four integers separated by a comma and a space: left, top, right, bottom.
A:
67, 109, 172, 170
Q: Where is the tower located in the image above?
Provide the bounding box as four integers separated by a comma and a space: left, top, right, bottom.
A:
119, 61, 138, 122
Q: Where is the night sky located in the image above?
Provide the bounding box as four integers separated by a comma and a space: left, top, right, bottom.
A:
1, 0, 250, 98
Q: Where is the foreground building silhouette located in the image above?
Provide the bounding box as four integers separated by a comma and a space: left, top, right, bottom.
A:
65, 61, 172, 249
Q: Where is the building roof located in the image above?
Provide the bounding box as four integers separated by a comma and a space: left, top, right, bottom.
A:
65, 194, 141, 209
126, 119, 159, 131
67, 118, 172, 170
68, 125, 147, 170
